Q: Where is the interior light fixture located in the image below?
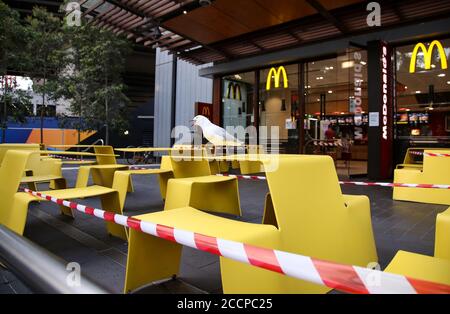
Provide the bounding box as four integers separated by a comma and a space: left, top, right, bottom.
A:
360, 61, 367, 66
328, 90, 333, 94
415, 91, 421, 94
183, 10, 188, 14
341, 61, 354, 69
438, 73, 446, 77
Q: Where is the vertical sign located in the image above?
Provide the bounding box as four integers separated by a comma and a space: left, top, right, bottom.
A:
380, 42, 393, 178
368, 41, 393, 180
196, 102, 213, 121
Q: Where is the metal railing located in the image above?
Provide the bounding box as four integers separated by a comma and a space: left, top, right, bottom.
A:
0, 225, 108, 294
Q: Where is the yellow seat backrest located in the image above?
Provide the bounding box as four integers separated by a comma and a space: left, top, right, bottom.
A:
0, 150, 33, 226
94, 146, 117, 165
263, 155, 372, 265
169, 148, 211, 178
0, 144, 40, 165
422, 150, 450, 184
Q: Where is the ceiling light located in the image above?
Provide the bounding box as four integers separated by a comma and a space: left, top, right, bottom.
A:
234, 74, 242, 80
341, 61, 354, 69
328, 90, 333, 94
431, 64, 436, 68
404, 86, 408, 90
415, 91, 421, 94
438, 73, 446, 77
183, 10, 187, 14
360, 61, 367, 66
406, 109, 411, 112
340, 112, 345, 115
316, 76, 323, 80
447, 81, 450, 85
428, 107, 434, 111
316, 98, 320, 101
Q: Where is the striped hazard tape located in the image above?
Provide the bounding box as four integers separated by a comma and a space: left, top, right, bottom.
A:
409, 151, 450, 158
49, 154, 85, 162
216, 174, 450, 189
22, 188, 450, 294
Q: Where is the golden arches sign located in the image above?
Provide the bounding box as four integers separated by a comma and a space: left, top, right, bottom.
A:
266, 66, 289, 91
226, 82, 242, 101
409, 40, 448, 73
201, 106, 211, 116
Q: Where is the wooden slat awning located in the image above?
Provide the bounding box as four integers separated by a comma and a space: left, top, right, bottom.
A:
74, 0, 450, 65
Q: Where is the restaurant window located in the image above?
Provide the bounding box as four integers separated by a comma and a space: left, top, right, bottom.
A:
259, 64, 299, 153
395, 39, 450, 144
221, 72, 254, 130
304, 49, 368, 175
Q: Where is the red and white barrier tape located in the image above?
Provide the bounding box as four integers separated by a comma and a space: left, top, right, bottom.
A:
21, 188, 450, 294
409, 151, 450, 158
217, 174, 450, 189
426, 152, 450, 157
49, 154, 85, 162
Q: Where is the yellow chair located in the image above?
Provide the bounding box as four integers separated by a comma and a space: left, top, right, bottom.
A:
385, 207, 450, 286
393, 149, 450, 205
124, 155, 377, 293
0, 150, 126, 240
0, 144, 66, 190
112, 157, 174, 210
163, 155, 241, 215
75, 146, 133, 192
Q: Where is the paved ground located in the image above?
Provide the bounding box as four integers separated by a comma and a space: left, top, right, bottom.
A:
1, 165, 447, 294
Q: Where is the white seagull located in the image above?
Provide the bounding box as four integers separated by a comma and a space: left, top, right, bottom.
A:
192, 115, 243, 147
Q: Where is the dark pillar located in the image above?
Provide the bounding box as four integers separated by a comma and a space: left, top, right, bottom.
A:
298, 63, 305, 153
212, 77, 222, 126
170, 55, 178, 146
253, 71, 260, 144
367, 41, 394, 180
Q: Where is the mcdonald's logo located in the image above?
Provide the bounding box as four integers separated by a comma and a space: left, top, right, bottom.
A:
266, 66, 289, 90
226, 82, 242, 101
409, 40, 448, 73
201, 106, 211, 116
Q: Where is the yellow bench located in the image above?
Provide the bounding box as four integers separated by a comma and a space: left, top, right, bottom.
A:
396, 147, 446, 170
393, 149, 450, 205
124, 154, 377, 293
0, 150, 126, 240
385, 207, 450, 287
0, 144, 66, 190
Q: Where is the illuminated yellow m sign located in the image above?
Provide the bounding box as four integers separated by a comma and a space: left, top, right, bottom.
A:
409, 40, 448, 73
266, 66, 288, 90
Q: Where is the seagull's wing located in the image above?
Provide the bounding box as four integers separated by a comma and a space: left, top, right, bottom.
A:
205, 125, 243, 147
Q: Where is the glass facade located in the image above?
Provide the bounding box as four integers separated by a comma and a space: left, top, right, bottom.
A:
395, 39, 450, 141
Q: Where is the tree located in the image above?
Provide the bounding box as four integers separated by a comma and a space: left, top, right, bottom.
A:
77, 26, 131, 145
0, 1, 31, 142
25, 7, 68, 144
56, 22, 131, 145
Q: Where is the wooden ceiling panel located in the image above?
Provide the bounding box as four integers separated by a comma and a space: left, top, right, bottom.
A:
164, 0, 322, 45
318, 0, 364, 11
254, 0, 318, 22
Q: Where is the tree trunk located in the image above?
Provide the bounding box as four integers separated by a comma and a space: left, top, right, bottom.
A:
40, 67, 46, 145
2, 75, 6, 143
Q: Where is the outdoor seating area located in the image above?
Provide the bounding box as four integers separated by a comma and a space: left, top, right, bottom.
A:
0, 143, 449, 296
1, 0, 450, 302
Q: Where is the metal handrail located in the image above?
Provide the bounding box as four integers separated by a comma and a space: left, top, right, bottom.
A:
81, 139, 104, 152
0, 224, 108, 294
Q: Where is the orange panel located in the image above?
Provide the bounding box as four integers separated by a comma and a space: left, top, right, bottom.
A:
26, 129, 96, 147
